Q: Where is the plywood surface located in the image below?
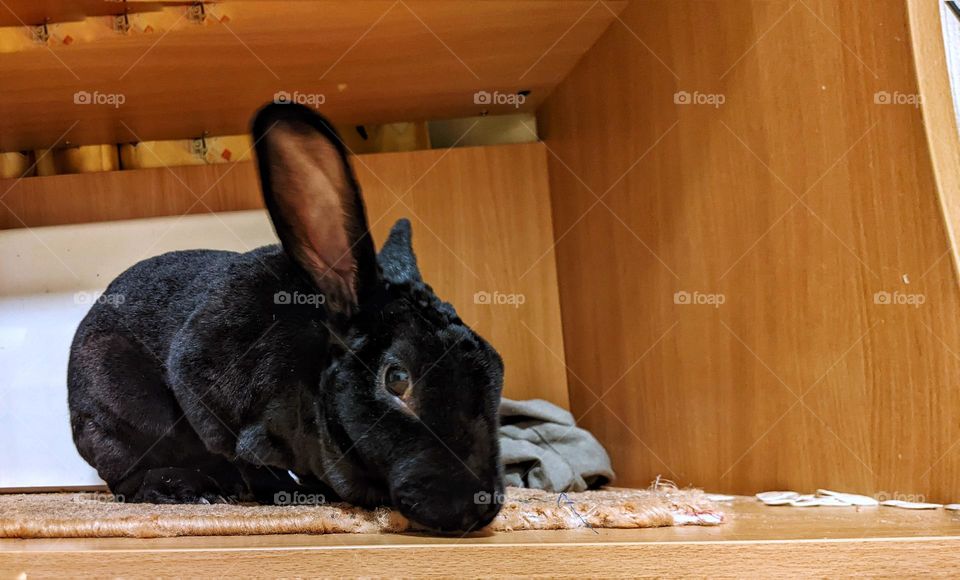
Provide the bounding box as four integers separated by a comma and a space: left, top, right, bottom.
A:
538, 0, 960, 501
0, 0, 623, 151
0, 142, 568, 407
0, 1, 168, 27
3, 499, 960, 577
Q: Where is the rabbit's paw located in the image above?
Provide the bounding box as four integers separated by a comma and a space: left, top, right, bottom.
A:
127, 467, 233, 504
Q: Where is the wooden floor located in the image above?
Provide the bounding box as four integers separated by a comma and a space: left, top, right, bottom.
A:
2, 498, 959, 577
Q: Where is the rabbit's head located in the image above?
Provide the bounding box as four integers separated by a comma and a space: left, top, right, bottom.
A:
252, 104, 504, 532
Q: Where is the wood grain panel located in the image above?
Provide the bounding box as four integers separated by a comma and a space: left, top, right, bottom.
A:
538, 0, 960, 500
0, 142, 568, 407
0, 1, 168, 26
0, 0, 623, 151
4, 500, 960, 577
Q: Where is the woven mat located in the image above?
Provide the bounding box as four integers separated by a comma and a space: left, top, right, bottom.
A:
0, 486, 723, 538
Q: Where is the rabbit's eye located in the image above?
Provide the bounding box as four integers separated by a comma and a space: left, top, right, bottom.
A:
384, 365, 411, 398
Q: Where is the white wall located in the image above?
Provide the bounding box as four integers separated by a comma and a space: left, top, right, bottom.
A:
0, 210, 278, 489
943, 1, 960, 131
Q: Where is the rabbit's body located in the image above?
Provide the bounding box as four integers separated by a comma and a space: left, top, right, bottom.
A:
68, 104, 505, 531
69, 246, 349, 504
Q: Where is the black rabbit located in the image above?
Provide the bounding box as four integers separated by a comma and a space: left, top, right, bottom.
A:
67, 103, 505, 532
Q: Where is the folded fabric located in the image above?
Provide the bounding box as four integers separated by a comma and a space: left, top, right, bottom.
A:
499, 398, 615, 492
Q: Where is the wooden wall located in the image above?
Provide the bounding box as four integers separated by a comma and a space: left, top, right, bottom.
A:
0, 1, 622, 151
539, 0, 960, 500
0, 143, 569, 408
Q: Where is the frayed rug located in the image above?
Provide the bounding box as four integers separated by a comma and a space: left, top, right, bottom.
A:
0, 486, 723, 538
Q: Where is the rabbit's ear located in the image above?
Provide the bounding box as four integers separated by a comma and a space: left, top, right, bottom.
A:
378, 218, 422, 284
252, 103, 378, 317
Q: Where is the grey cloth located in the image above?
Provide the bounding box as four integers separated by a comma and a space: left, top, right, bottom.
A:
499, 398, 615, 492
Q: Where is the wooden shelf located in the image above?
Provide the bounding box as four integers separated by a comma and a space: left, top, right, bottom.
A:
3, 499, 960, 576
0, 1, 169, 27
0, 1, 623, 151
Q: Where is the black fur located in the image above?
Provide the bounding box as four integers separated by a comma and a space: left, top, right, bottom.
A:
67, 103, 505, 532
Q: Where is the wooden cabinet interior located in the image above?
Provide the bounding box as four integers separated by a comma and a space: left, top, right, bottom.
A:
538, 0, 960, 501
3, 0, 960, 502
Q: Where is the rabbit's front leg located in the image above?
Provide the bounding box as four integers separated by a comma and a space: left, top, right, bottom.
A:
235, 461, 338, 505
